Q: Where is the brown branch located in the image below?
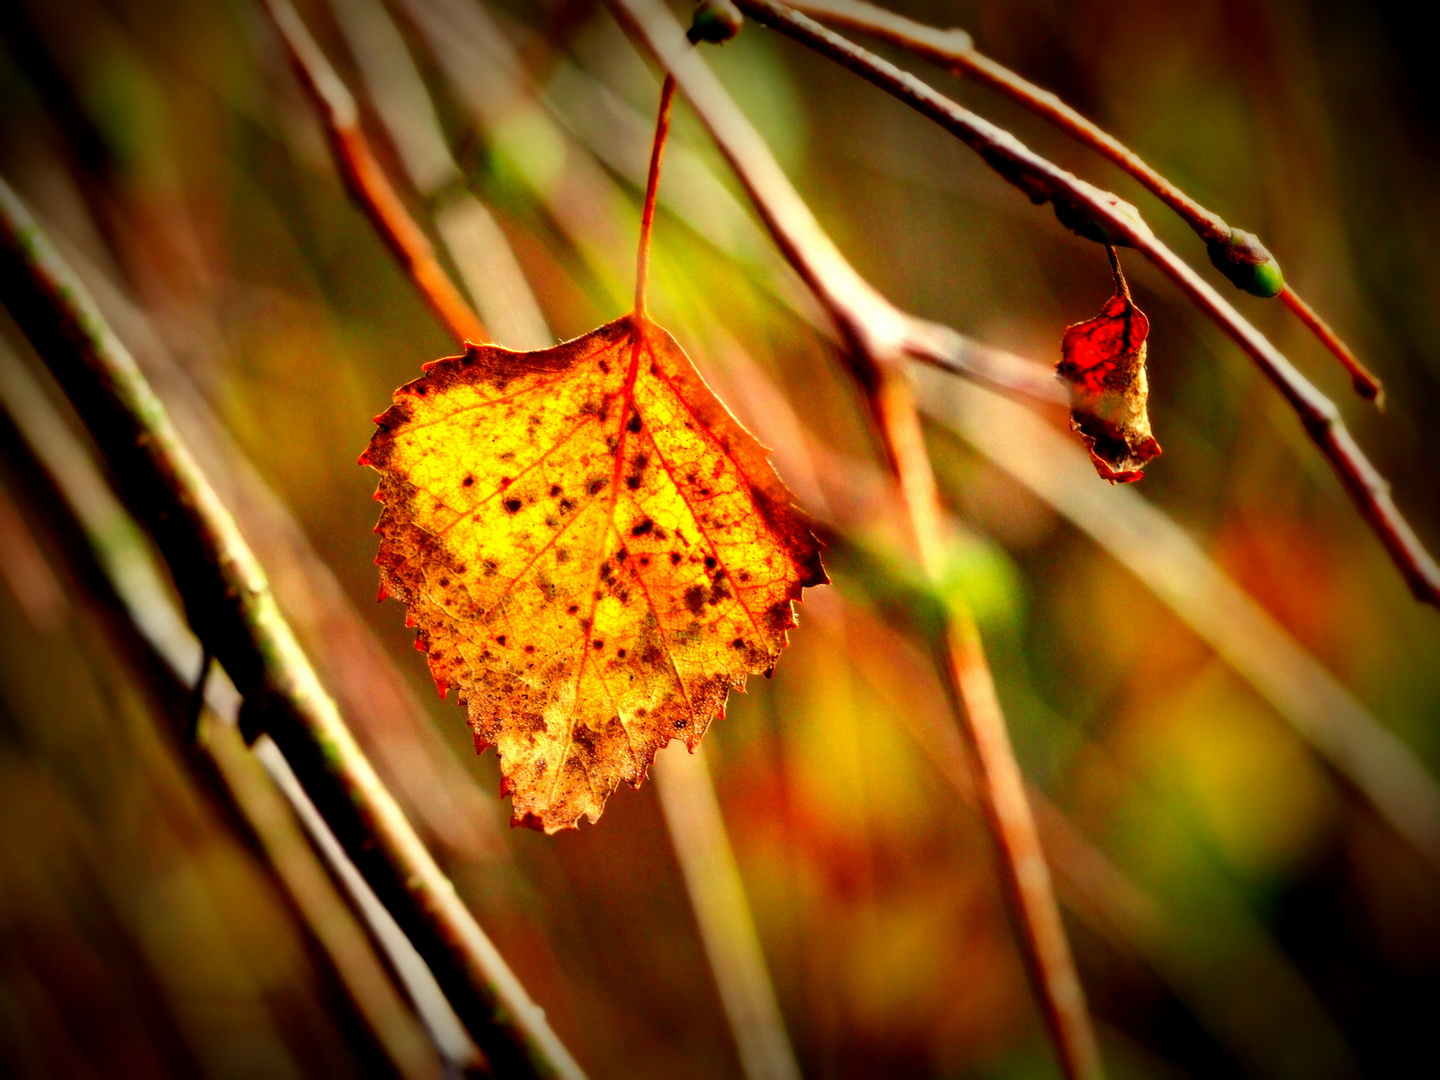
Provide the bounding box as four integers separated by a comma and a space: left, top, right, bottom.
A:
605, 3, 1104, 1077
730, 0, 1440, 609
259, 0, 487, 345
0, 177, 584, 1080
784, 0, 1385, 402
1280, 286, 1384, 405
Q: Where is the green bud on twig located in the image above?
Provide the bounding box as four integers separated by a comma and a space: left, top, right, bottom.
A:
688, 0, 743, 44
1206, 228, 1284, 297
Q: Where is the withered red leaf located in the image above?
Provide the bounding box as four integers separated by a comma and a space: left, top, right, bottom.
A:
1056, 289, 1162, 483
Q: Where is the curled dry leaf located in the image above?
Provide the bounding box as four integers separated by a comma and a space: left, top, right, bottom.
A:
1056, 287, 1162, 483
361, 315, 826, 832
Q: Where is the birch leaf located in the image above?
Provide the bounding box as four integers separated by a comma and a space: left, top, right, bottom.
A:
361, 314, 826, 832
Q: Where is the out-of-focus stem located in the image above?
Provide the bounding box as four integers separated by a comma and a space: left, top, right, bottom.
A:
605, 3, 1103, 1076
785, 0, 1385, 403
730, 0, 1439, 611
869, 371, 1103, 1080
204, 718, 454, 1080
653, 747, 803, 1080
912, 363, 1440, 867
0, 177, 583, 1080
259, 0, 487, 345
0, 346, 452, 1080
326, 0, 552, 349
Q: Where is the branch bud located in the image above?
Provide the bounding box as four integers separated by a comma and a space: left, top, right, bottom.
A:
1206, 228, 1284, 297
688, 0, 743, 44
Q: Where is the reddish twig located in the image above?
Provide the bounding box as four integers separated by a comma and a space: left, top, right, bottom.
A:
784, 0, 1385, 403
635, 74, 677, 316
605, 3, 1105, 1077
872, 372, 1102, 1080
0, 177, 584, 1080
260, 0, 487, 345
1279, 286, 1383, 404
730, 0, 1439, 609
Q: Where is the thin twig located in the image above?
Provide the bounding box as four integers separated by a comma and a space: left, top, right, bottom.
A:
1280, 286, 1383, 404
730, 0, 1440, 610
604, 4, 1104, 1077
784, 0, 1385, 402
259, 0, 487, 345
635, 74, 677, 316
0, 177, 584, 1080
327, 0, 553, 350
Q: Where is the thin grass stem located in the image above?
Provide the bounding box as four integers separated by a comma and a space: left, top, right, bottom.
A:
654, 747, 803, 1080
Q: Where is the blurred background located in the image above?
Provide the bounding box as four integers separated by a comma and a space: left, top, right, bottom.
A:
2, 0, 1438, 1076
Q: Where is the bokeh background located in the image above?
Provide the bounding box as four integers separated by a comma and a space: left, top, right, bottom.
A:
2, 0, 1438, 1076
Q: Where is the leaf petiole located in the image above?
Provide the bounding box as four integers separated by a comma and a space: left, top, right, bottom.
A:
635, 74, 678, 317
1105, 245, 1131, 301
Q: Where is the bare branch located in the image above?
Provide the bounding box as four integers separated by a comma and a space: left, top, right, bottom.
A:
732, 0, 1440, 610
786, 0, 1385, 401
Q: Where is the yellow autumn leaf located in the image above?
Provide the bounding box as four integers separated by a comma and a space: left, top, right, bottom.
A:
362, 314, 826, 832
